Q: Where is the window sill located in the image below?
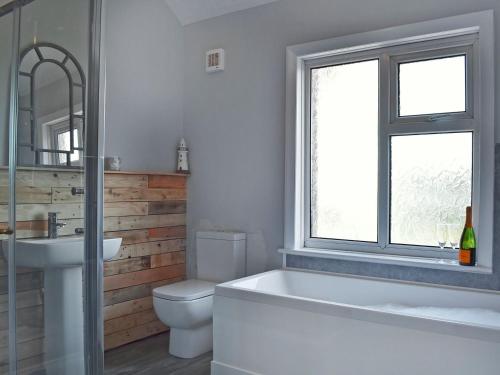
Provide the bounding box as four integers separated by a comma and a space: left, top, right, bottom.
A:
279, 247, 493, 274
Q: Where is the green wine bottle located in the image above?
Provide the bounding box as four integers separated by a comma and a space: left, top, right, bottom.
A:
459, 206, 476, 266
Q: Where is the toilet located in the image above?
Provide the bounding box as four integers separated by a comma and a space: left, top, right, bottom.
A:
153, 231, 246, 358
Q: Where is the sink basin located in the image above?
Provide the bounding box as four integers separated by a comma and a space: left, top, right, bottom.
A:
1, 235, 122, 374
2, 236, 122, 268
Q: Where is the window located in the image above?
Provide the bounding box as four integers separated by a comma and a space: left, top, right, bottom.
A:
306, 40, 475, 254
398, 55, 466, 117
40, 111, 84, 166
390, 132, 472, 247
310, 59, 379, 243
56, 128, 81, 164
284, 12, 494, 270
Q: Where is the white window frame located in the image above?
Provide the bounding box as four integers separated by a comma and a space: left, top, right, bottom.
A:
282, 11, 495, 273
39, 106, 84, 166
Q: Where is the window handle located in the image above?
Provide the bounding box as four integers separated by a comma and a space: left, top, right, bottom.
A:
428, 114, 450, 122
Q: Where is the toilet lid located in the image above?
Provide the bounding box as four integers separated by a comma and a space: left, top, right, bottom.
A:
153, 279, 217, 301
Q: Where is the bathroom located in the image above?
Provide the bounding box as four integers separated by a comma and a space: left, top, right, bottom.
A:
0, 0, 499, 374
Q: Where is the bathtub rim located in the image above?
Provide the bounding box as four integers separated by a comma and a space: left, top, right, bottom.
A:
214, 268, 500, 344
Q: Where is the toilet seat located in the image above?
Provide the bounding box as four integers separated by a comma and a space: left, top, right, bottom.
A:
153, 279, 216, 301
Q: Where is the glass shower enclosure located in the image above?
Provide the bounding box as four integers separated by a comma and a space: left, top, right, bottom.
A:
0, 0, 105, 373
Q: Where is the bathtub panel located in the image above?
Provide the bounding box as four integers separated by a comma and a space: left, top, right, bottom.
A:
213, 295, 500, 375
213, 270, 500, 375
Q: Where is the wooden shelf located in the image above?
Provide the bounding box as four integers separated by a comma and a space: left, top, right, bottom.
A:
0, 166, 189, 177
104, 170, 190, 177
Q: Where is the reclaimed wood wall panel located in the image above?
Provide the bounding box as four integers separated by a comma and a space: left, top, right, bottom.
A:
104, 174, 148, 188
104, 309, 158, 336
148, 201, 187, 215
104, 320, 167, 351
0, 168, 188, 369
111, 239, 185, 260
103, 296, 153, 321
103, 173, 188, 350
0, 170, 84, 188
104, 264, 185, 292
104, 187, 187, 202
148, 175, 187, 189
0, 187, 52, 204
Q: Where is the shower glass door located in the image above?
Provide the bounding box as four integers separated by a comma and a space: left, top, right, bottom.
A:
0, 0, 104, 373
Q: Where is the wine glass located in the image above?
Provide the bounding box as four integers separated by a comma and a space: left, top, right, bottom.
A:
448, 224, 462, 250
436, 223, 448, 249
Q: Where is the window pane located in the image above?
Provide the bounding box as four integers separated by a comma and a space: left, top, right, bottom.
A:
390, 132, 472, 246
399, 55, 466, 117
310, 60, 379, 242
57, 130, 71, 152
57, 131, 70, 164
57, 129, 80, 164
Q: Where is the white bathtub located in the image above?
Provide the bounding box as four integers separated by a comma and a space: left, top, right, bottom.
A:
211, 269, 500, 375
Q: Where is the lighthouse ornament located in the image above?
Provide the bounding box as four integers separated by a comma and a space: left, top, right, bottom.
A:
176, 138, 190, 174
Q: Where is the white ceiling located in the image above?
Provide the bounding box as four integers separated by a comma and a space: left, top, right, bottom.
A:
165, 0, 280, 26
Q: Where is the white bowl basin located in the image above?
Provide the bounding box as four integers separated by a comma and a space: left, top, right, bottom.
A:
1, 235, 122, 374
2, 236, 122, 268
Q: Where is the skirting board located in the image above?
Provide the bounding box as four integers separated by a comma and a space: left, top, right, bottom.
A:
211, 361, 259, 375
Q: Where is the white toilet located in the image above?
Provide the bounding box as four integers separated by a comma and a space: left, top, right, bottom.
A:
153, 231, 246, 358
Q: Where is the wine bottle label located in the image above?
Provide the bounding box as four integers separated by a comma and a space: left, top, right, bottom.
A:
459, 249, 472, 265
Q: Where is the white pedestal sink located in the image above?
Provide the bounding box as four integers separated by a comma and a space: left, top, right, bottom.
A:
2, 236, 122, 375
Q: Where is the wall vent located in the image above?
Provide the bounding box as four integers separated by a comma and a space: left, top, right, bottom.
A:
206, 49, 225, 73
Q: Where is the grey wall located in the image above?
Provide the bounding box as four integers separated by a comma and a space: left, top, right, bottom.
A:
104, 0, 184, 171
182, 0, 500, 281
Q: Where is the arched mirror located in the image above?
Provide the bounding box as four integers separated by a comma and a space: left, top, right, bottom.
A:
17, 42, 86, 167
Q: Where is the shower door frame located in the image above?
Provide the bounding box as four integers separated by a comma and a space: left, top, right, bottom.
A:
6, 3, 20, 374
85, 0, 105, 373
2, 0, 105, 373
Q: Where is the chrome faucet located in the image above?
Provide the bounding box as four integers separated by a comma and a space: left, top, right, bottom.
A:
48, 212, 66, 239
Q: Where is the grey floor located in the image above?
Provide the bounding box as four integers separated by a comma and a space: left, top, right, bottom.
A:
104, 333, 212, 375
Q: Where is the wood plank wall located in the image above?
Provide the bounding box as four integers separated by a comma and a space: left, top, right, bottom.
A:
0, 168, 188, 372
102, 173, 187, 350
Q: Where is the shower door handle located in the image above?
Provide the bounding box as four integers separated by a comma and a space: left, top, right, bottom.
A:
0, 228, 14, 235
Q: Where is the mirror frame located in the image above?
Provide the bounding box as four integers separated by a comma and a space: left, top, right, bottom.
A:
18, 42, 86, 167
